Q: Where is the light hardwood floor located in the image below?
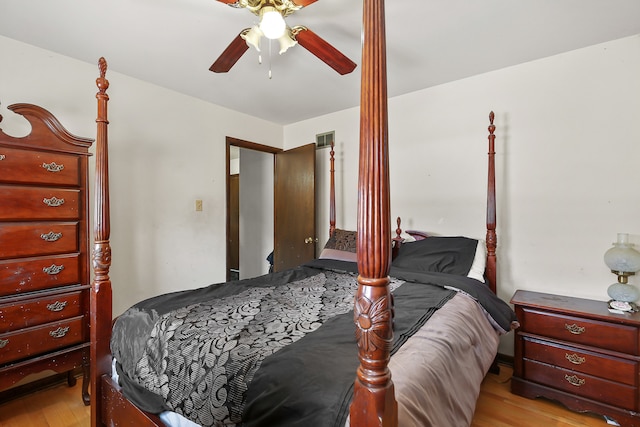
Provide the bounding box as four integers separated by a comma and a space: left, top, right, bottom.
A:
0, 365, 609, 426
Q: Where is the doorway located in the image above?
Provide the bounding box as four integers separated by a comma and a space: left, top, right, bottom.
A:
226, 137, 280, 281
226, 137, 317, 281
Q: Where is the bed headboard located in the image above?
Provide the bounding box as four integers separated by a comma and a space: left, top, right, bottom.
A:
397, 112, 498, 295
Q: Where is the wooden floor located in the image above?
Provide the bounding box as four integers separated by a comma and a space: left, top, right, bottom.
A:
471, 365, 606, 427
0, 365, 609, 426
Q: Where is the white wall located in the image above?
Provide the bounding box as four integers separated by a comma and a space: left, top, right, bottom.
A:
286, 34, 640, 355
239, 148, 274, 279
0, 36, 283, 316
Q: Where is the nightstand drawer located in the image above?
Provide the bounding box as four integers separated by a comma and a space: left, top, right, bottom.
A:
0, 147, 80, 186
524, 359, 636, 411
0, 222, 79, 259
0, 186, 80, 221
0, 254, 81, 296
523, 336, 637, 386
0, 316, 84, 365
520, 307, 638, 354
0, 291, 84, 333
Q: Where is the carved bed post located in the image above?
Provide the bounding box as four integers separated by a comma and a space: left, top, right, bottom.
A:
329, 140, 336, 236
485, 111, 497, 294
350, 0, 398, 426
90, 57, 112, 427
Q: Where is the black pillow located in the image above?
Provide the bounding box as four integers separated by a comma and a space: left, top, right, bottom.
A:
391, 236, 478, 276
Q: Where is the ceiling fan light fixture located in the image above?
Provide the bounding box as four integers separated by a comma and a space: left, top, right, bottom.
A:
242, 26, 263, 52
278, 31, 297, 54
259, 6, 286, 40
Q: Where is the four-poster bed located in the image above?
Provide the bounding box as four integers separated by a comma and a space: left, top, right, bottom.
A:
81, 1, 515, 426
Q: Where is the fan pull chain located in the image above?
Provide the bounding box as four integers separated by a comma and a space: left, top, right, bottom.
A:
268, 39, 273, 79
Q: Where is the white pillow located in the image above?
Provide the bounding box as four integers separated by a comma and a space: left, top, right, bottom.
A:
467, 240, 486, 283
399, 231, 416, 242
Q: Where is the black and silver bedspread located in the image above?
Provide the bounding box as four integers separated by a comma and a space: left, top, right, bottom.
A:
111, 259, 515, 427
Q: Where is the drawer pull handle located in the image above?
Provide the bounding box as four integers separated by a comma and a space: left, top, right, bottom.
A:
42, 162, 64, 172
0, 154, 5, 161
565, 323, 585, 335
565, 353, 586, 365
43, 196, 65, 207
0, 339, 8, 348
564, 374, 586, 387
41, 231, 63, 242
49, 327, 70, 338
43, 264, 64, 275
47, 301, 68, 312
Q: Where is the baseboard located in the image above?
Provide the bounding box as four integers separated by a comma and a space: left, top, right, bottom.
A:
0, 367, 83, 403
496, 352, 514, 367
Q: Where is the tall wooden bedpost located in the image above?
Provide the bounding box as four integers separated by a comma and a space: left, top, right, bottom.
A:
485, 111, 497, 294
350, 0, 398, 425
90, 57, 112, 427
329, 140, 336, 236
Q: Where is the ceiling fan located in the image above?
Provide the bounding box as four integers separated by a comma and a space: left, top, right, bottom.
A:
210, 0, 357, 75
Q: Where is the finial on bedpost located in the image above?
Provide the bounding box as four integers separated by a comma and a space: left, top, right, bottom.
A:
329, 140, 336, 237
486, 111, 497, 294
90, 56, 113, 427
392, 217, 403, 260
97, 57, 109, 95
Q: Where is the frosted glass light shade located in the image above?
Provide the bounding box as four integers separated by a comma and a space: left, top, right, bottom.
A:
608, 282, 640, 303
242, 26, 263, 52
259, 7, 286, 40
604, 233, 640, 274
278, 32, 297, 54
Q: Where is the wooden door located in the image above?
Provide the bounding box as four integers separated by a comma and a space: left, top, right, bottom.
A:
273, 143, 316, 272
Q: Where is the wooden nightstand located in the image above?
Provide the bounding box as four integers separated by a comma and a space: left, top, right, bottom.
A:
511, 290, 640, 427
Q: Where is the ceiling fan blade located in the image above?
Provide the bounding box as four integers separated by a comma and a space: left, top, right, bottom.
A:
294, 27, 356, 75
293, 0, 319, 6
210, 32, 250, 73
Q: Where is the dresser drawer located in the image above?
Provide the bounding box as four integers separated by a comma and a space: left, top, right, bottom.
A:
0, 147, 80, 186
520, 307, 638, 354
0, 316, 84, 365
523, 359, 637, 411
523, 336, 637, 386
0, 222, 78, 260
0, 291, 84, 333
0, 186, 80, 220
0, 254, 81, 296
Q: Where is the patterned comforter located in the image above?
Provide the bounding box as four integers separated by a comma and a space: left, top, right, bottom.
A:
111, 259, 515, 427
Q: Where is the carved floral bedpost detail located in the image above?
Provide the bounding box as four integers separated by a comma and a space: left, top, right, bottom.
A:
350, 0, 398, 426
485, 111, 497, 294
90, 57, 112, 427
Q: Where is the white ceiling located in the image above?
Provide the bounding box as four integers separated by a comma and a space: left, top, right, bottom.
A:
1, 0, 639, 125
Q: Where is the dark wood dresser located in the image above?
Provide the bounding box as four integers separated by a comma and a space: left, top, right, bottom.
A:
0, 104, 93, 404
511, 289, 640, 426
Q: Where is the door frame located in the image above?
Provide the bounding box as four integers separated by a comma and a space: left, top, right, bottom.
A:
225, 136, 281, 281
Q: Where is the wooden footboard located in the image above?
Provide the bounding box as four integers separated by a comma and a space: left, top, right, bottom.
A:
101, 376, 163, 426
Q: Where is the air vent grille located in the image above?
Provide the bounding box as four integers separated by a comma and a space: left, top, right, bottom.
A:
316, 131, 335, 148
